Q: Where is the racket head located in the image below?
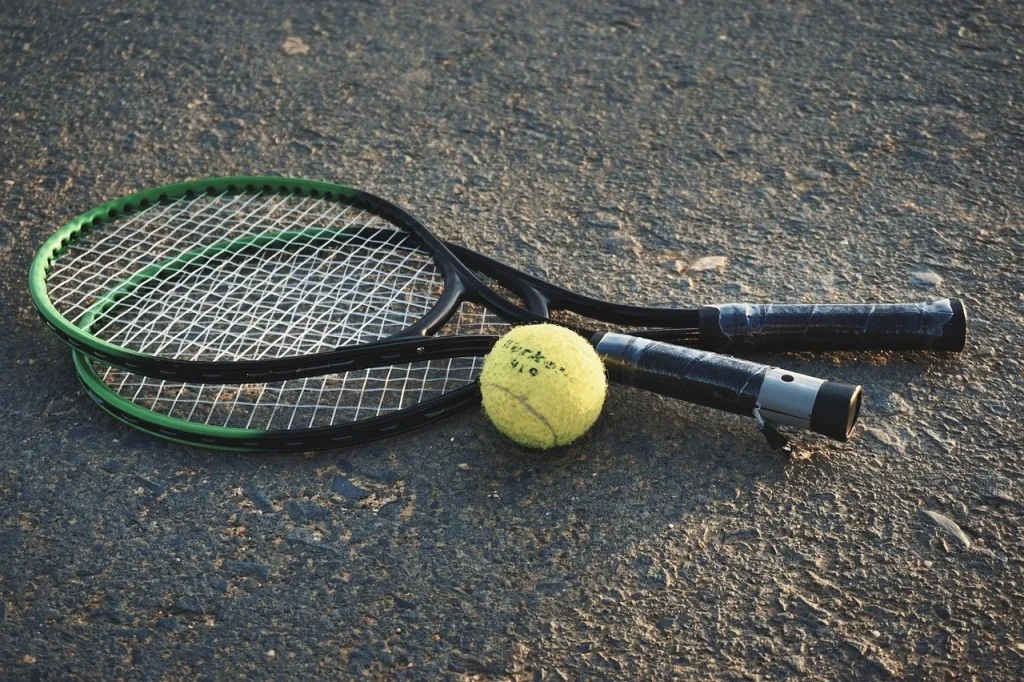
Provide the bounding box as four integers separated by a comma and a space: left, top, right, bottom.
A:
30, 176, 472, 381
73, 303, 510, 452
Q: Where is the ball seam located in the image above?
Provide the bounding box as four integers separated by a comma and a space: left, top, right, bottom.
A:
484, 382, 559, 447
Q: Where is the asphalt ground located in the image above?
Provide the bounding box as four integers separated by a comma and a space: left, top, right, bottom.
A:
1, 1, 1023, 679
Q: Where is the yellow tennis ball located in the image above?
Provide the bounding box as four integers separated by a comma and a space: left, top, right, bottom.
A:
479, 324, 607, 449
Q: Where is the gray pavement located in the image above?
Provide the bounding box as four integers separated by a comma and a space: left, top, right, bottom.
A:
2, 0, 1023, 679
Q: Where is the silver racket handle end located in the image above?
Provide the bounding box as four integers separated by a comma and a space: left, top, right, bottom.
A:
758, 369, 862, 441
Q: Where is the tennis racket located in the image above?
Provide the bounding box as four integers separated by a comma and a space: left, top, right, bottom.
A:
30, 176, 965, 383
33, 175, 939, 446
445, 243, 966, 352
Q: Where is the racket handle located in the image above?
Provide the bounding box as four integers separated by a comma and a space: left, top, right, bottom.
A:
593, 332, 862, 443
698, 299, 967, 352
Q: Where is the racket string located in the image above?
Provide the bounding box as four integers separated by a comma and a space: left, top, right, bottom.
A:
112, 219, 433, 361
52, 191, 265, 315
48, 191, 448, 362
96, 198, 421, 357
75, 225, 422, 357
98, 193, 370, 358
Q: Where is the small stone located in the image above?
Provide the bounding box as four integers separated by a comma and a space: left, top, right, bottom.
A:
799, 168, 824, 181
376, 499, 406, 520
920, 509, 972, 549
722, 282, 747, 296
285, 499, 331, 523
909, 267, 943, 288
331, 476, 370, 501
134, 475, 166, 496
172, 596, 209, 615
247, 488, 275, 513
690, 255, 727, 272
282, 36, 310, 55
457, 463, 470, 470
655, 616, 675, 632
666, 259, 687, 274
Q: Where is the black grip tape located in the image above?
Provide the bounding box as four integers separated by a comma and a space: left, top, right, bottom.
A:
593, 332, 766, 417
699, 299, 967, 352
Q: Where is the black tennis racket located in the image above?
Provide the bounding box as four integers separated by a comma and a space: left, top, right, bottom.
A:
33, 175, 962, 446
445, 243, 966, 353
71, 294, 857, 452
30, 177, 965, 384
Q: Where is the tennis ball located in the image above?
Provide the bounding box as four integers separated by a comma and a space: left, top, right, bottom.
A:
479, 324, 606, 449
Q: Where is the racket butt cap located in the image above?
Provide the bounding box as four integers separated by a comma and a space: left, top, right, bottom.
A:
935, 298, 968, 351
810, 381, 863, 442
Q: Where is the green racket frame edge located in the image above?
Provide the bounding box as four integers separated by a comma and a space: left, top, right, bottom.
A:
71, 349, 484, 452
30, 176, 389, 372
